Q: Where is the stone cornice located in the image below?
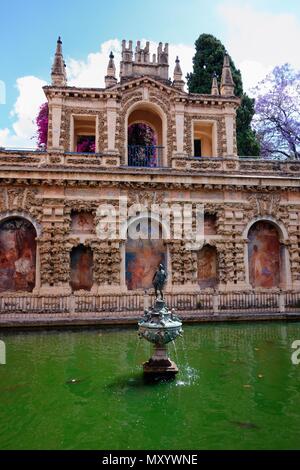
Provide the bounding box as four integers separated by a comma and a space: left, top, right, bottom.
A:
43, 75, 240, 106
0, 167, 299, 191
0, 151, 300, 185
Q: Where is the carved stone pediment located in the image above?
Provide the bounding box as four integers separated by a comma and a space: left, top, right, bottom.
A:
111, 75, 181, 98
248, 193, 281, 217
127, 190, 166, 207
0, 187, 39, 213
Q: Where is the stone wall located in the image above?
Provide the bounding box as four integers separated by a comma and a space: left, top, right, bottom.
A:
0, 175, 299, 295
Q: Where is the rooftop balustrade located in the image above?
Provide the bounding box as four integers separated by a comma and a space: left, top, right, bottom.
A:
0, 291, 299, 317
127, 145, 164, 168
0, 147, 300, 176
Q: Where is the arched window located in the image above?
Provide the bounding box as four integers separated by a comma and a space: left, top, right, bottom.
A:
70, 245, 93, 291
128, 123, 158, 167
197, 245, 218, 288
128, 123, 157, 146
125, 218, 166, 290
127, 103, 164, 167
248, 221, 281, 288
0, 217, 37, 292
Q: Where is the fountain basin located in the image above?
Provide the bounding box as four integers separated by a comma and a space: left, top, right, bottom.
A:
138, 322, 182, 345
138, 299, 183, 377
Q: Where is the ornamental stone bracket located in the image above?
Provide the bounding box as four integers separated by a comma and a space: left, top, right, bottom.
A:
172, 152, 188, 159
171, 156, 240, 172
168, 240, 198, 288
126, 190, 167, 208
247, 193, 281, 217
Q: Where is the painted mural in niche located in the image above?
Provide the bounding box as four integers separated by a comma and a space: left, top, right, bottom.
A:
248, 221, 280, 288
197, 245, 218, 288
126, 219, 166, 291
71, 212, 94, 234
70, 245, 93, 291
204, 214, 217, 236
0, 218, 36, 292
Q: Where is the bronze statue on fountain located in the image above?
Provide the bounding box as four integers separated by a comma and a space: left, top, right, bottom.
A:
152, 263, 167, 300
138, 264, 183, 377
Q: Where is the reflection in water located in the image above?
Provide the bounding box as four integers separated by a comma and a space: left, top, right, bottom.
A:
0, 322, 300, 450
230, 421, 260, 430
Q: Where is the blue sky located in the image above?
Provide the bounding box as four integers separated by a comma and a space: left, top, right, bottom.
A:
1, 0, 300, 147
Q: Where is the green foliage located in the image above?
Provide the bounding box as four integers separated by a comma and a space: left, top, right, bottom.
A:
187, 34, 260, 156
237, 94, 260, 156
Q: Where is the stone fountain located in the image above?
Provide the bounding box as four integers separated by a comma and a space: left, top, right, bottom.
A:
138, 264, 183, 377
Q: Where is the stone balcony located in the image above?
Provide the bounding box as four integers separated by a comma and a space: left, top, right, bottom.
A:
171, 155, 300, 177
0, 148, 120, 169
0, 148, 300, 177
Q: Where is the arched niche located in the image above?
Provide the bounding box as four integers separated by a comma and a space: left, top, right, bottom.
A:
204, 213, 217, 236
126, 101, 167, 167
125, 217, 167, 291
247, 220, 287, 288
70, 245, 93, 292
0, 217, 37, 292
128, 123, 157, 146
197, 245, 218, 288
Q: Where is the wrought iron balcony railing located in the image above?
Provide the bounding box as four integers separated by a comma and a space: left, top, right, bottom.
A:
128, 145, 164, 168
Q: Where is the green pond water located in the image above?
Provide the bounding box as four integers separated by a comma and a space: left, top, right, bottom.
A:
0, 322, 300, 450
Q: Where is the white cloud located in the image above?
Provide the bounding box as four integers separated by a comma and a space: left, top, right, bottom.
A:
67, 38, 194, 88
238, 60, 272, 93
0, 76, 47, 148
67, 39, 121, 88
2, 3, 300, 148
0, 40, 194, 148
5, 4, 300, 149
169, 43, 194, 83
217, 2, 300, 93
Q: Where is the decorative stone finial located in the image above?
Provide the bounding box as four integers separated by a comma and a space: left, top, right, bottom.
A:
211, 71, 220, 95
105, 51, 117, 88
174, 57, 182, 75
173, 56, 185, 91
220, 53, 235, 96
51, 36, 67, 86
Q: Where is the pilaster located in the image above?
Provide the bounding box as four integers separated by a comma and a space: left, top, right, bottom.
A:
48, 97, 64, 151
106, 98, 118, 152
174, 102, 186, 157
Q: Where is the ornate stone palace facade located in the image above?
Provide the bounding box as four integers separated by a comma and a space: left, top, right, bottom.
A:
0, 37, 300, 301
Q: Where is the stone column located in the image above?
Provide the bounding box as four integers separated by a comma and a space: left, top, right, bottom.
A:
174, 102, 186, 157
91, 240, 124, 294
287, 214, 300, 290
119, 242, 128, 292
106, 98, 118, 153
49, 97, 64, 151
213, 292, 219, 315
168, 240, 199, 293
280, 242, 293, 290
32, 239, 41, 294
38, 194, 71, 295
279, 292, 286, 313
224, 105, 237, 158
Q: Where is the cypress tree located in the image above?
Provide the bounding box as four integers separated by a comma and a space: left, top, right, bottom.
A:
187, 34, 260, 156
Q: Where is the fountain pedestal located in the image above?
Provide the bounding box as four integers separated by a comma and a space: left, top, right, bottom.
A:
143, 344, 179, 375
138, 299, 183, 377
